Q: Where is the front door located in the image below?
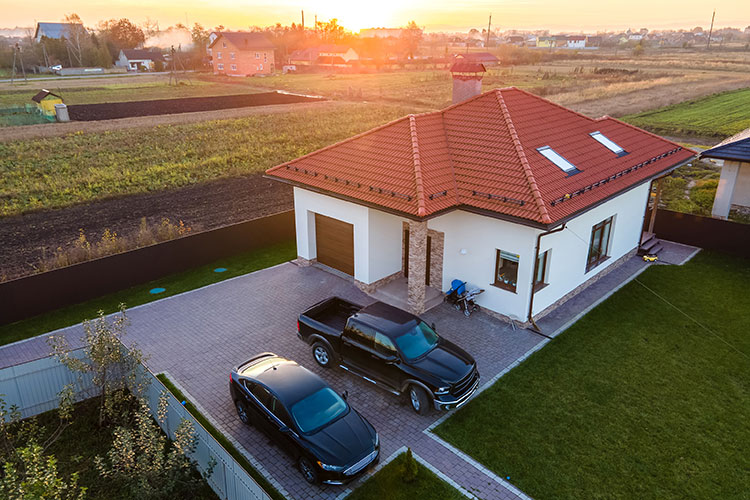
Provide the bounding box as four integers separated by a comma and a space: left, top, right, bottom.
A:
403, 230, 431, 286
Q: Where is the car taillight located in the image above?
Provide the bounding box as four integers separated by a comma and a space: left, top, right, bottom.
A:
229, 373, 233, 384
297, 320, 300, 332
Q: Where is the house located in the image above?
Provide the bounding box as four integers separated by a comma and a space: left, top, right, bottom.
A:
289, 45, 359, 67
536, 36, 556, 48
31, 89, 63, 116
700, 128, 750, 219
585, 35, 602, 47
566, 35, 587, 49
34, 22, 86, 42
209, 32, 275, 76
454, 52, 499, 66
265, 74, 694, 325
115, 49, 165, 71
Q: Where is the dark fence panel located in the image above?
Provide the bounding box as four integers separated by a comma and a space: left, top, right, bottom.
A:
0, 211, 295, 326
650, 209, 750, 257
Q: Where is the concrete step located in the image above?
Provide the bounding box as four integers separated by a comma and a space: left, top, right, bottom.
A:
370, 278, 444, 313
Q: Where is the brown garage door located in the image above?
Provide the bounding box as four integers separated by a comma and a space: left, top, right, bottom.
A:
315, 213, 354, 276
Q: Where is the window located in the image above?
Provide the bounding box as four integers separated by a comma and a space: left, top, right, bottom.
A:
217, 51, 222, 59
222, 41, 226, 48
587, 216, 614, 271
250, 384, 273, 409
258, 63, 263, 70
494, 250, 519, 293
270, 398, 292, 426
394, 322, 438, 360
255, 52, 260, 59
374, 332, 397, 357
217, 63, 224, 70
264, 52, 268, 63
345, 320, 376, 348
534, 250, 550, 291
230, 64, 237, 71
537, 146, 580, 176
590, 131, 627, 156
230, 52, 235, 59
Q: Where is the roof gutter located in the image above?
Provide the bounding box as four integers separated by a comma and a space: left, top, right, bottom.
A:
527, 223, 567, 336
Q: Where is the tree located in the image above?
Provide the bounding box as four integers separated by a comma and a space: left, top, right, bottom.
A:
99, 19, 145, 50
401, 447, 418, 483
63, 13, 89, 66
94, 394, 211, 499
0, 443, 87, 500
400, 21, 423, 60
316, 18, 346, 43
48, 306, 147, 427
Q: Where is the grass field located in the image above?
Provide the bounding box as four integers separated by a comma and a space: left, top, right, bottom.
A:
0, 102, 413, 216
0, 240, 296, 346
345, 452, 465, 500
622, 87, 750, 138
435, 251, 749, 500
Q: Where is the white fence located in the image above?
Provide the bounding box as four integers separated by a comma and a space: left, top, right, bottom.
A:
0, 351, 275, 500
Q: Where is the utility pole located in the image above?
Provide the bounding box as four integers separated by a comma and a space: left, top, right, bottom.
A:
315, 14, 318, 31
11, 43, 27, 84
486, 13, 492, 48
301, 10, 304, 30
706, 9, 715, 50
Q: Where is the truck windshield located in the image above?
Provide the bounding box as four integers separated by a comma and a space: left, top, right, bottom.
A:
291, 387, 348, 434
394, 321, 438, 360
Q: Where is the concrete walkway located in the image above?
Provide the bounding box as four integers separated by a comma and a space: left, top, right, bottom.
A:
0, 245, 699, 500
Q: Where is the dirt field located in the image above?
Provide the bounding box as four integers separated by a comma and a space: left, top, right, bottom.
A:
0, 173, 292, 281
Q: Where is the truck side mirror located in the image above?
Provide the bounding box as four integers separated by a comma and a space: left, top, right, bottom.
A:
431, 323, 437, 332
341, 390, 348, 401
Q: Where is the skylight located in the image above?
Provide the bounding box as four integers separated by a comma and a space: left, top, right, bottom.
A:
538, 146, 580, 175
590, 131, 628, 156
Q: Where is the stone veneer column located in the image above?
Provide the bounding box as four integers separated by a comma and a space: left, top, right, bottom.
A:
407, 220, 428, 314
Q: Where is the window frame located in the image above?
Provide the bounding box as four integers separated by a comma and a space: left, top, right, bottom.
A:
230, 64, 237, 71
230, 52, 235, 59
533, 250, 550, 292
590, 131, 628, 157
255, 52, 260, 59
374, 332, 397, 358
493, 249, 520, 293
217, 51, 222, 59
537, 146, 581, 176
217, 63, 224, 70
586, 216, 614, 272
344, 319, 376, 350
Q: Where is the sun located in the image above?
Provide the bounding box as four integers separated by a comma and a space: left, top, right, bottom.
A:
311, 0, 406, 32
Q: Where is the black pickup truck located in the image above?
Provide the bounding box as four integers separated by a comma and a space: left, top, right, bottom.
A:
297, 297, 479, 415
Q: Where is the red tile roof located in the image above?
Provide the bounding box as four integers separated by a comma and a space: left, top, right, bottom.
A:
266, 87, 695, 226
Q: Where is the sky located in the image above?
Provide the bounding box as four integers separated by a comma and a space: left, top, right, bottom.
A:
1, 0, 749, 33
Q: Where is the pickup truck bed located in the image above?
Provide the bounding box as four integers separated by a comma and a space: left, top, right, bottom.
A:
300, 297, 362, 337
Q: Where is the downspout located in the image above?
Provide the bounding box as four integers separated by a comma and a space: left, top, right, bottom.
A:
527, 223, 566, 336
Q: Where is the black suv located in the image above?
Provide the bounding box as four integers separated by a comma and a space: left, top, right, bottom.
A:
229, 353, 379, 485
297, 298, 480, 414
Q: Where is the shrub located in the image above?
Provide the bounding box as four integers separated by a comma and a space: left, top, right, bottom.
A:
401, 447, 418, 483
0, 442, 87, 500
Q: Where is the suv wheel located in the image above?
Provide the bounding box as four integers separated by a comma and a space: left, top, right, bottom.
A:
235, 400, 251, 425
312, 342, 333, 368
408, 385, 430, 415
298, 456, 319, 484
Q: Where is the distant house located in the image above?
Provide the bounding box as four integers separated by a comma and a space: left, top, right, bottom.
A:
506, 35, 525, 45
536, 36, 556, 48
34, 22, 87, 42
209, 32, 275, 76
700, 128, 750, 219
115, 49, 165, 71
454, 52, 499, 66
566, 35, 586, 49
289, 45, 359, 67
585, 36, 602, 47
360, 28, 403, 38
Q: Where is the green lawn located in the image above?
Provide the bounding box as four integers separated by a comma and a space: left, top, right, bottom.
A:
0, 102, 414, 216
622, 87, 750, 138
346, 452, 465, 500
0, 240, 296, 346
157, 374, 285, 500
435, 251, 749, 500
38, 397, 217, 500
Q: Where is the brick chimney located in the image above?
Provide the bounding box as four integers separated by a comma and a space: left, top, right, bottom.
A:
450, 61, 487, 104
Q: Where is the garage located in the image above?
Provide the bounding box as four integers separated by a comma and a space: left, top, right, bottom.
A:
314, 213, 354, 275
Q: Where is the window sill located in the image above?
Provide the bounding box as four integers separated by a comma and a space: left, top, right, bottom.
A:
533, 282, 549, 293
586, 256, 610, 273
491, 281, 517, 294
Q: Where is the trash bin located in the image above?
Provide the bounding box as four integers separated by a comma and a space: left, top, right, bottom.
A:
54, 103, 69, 122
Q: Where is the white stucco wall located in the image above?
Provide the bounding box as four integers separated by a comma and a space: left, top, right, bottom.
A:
712, 160, 740, 218
428, 211, 538, 321
531, 182, 650, 315
293, 188, 404, 284
732, 161, 750, 207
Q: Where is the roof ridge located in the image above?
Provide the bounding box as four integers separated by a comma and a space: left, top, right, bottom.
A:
494, 89, 552, 224
437, 110, 462, 205
408, 115, 427, 217
597, 115, 698, 154
266, 113, 412, 174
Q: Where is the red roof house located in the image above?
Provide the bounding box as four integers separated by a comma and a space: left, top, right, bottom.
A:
266, 87, 694, 323
209, 32, 275, 76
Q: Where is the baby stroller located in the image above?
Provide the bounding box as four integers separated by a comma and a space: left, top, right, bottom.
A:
456, 285, 484, 317
445, 280, 466, 310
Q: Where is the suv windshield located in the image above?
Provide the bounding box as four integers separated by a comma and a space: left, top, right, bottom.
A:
290, 387, 348, 434
394, 321, 438, 360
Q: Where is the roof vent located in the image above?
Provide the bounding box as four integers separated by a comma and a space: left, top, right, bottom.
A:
537, 146, 580, 176
590, 131, 627, 156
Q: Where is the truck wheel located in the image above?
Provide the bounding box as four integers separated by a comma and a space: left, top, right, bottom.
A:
408, 385, 430, 415
312, 342, 333, 368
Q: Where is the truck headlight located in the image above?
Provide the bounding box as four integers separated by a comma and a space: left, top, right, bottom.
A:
317, 460, 345, 472
435, 386, 450, 395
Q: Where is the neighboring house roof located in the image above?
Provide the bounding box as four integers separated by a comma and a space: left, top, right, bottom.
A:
35, 22, 86, 40
567, 35, 587, 41
31, 89, 63, 103
121, 49, 165, 62
700, 128, 750, 162
455, 52, 499, 63
317, 44, 352, 54
266, 87, 694, 227
290, 47, 319, 61
209, 32, 275, 50
450, 62, 486, 73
